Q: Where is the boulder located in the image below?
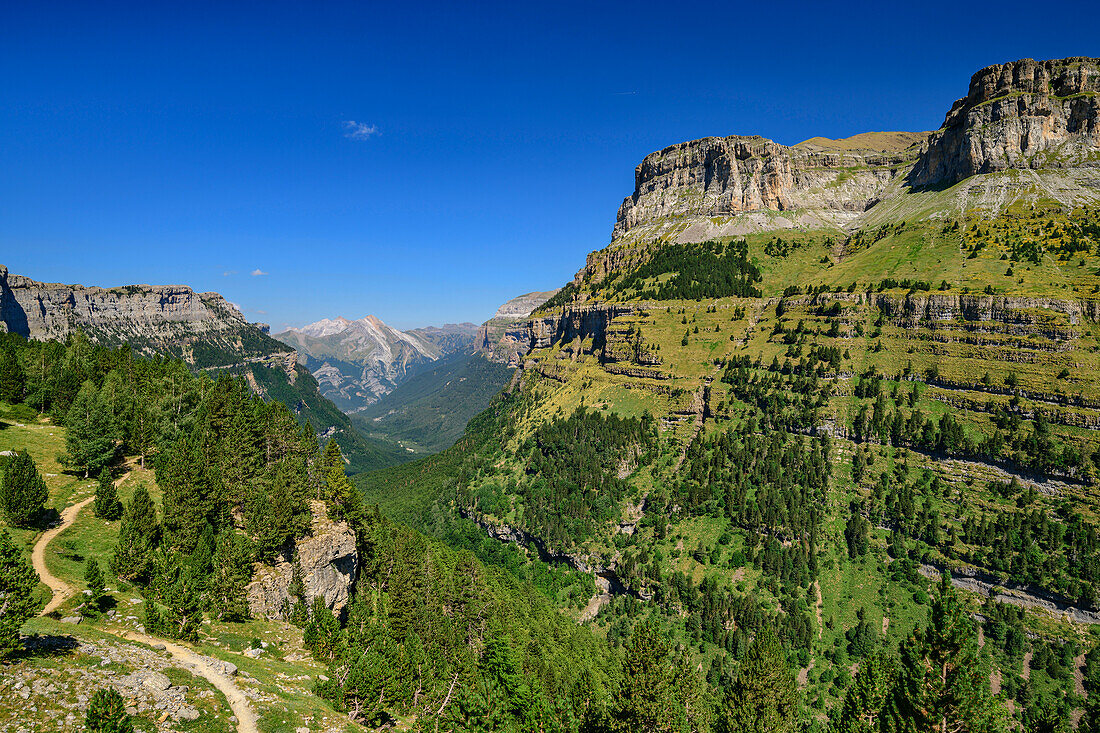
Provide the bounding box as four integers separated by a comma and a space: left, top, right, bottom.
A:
139, 671, 171, 692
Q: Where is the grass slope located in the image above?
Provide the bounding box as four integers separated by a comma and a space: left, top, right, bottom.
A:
353, 351, 513, 454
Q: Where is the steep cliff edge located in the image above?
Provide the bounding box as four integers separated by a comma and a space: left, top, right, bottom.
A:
609, 57, 1100, 249
475, 290, 560, 365
0, 264, 282, 368
911, 57, 1100, 187
613, 133, 924, 243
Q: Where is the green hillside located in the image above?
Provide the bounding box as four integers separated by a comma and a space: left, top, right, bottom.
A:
361, 193, 1100, 730
353, 351, 513, 454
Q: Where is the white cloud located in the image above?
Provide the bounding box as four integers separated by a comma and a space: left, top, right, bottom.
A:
251, 268, 268, 277
222, 270, 237, 277
343, 120, 380, 140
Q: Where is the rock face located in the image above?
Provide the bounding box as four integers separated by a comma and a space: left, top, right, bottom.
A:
608, 57, 1100, 247
475, 290, 560, 365
0, 264, 287, 368
275, 316, 479, 411
614, 132, 926, 242
911, 57, 1100, 187
246, 501, 358, 620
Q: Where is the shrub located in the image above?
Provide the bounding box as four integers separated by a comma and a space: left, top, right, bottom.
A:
85, 688, 132, 733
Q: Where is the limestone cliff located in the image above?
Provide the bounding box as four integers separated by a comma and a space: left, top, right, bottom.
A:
614, 133, 925, 243
475, 290, 560, 365
609, 57, 1100, 247
911, 57, 1100, 187
0, 264, 285, 368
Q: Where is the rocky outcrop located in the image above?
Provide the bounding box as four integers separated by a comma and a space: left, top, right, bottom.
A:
478, 300, 638, 368
613, 133, 925, 242
0, 264, 288, 368
275, 316, 479, 411
461, 508, 650, 600
246, 501, 358, 620
476, 290, 560, 365
869, 291, 1100, 328
911, 57, 1100, 188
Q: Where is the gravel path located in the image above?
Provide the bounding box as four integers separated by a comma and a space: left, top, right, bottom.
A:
31, 473, 260, 733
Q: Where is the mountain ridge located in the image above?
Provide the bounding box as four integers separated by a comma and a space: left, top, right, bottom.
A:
274, 315, 481, 412
359, 56, 1100, 728
605, 56, 1100, 252
0, 264, 403, 472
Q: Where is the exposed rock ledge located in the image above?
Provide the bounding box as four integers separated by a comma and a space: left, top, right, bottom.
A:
246, 501, 358, 620
460, 508, 650, 600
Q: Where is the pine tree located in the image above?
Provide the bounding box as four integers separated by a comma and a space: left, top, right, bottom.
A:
127, 391, 155, 470
111, 484, 159, 583
321, 440, 363, 528
97, 369, 131, 444
303, 595, 343, 662
64, 380, 117, 478
220, 405, 261, 504
884, 575, 1006, 733
0, 528, 38, 657
611, 621, 678, 733
84, 556, 105, 612
206, 532, 252, 622
93, 468, 122, 521
300, 421, 322, 499
0, 450, 48, 527
719, 629, 798, 733
158, 434, 220, 553
156, 560, 203, 642
0, 347, 25, 404
832, 654, 896, 733
85, 687, 133, 733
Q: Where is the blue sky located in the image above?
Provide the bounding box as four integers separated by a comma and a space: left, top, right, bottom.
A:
2, 1, 1097, 330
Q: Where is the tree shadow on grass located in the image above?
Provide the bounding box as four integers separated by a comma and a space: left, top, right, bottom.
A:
38, 507, 60, 530
18, 633, 80, 659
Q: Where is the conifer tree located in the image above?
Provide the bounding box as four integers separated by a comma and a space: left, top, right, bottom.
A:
832, 653, 896, 733
85, 687, 133, 733
93, 468, 122, 521
207, 532, 252, 622
611, 621, 678, 733
142, 598, 163, 635
127, 391, 155, 470
300, 421, 322, 499
0, 528, 38, 657
97, 369, 131, 444
64, 380, 117, 478
156, 560, 203, 642
0, 347, 25, 404
111, 484, 159, 583
159, 434, 220, 553
884, 575, 1006, 733
321, 439, 363, 528
303, 595, 343, 662
719, 628, 798, 733
0, 450, 48, 527
220, 405, 261, 504
84, 556, 105, 612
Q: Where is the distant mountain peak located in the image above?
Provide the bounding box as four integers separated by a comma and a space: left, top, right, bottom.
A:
295, 316, 354, 338
274, 316, 482, 412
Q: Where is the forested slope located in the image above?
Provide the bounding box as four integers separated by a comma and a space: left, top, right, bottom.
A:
356, 58, 1100, 731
